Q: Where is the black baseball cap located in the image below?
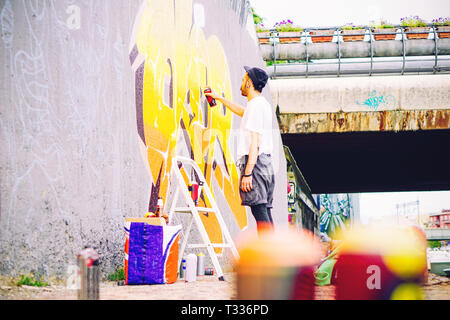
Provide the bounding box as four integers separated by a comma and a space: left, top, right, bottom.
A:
244, 66, 268, 92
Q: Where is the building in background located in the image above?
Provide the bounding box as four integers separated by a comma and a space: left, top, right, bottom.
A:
429, 209, 450, 229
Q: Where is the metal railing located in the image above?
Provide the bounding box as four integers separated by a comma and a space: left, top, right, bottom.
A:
257, 24, 450, 78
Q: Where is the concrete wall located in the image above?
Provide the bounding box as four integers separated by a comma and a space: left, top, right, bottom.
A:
0, 0, 287, 278
271, 74, 450, 114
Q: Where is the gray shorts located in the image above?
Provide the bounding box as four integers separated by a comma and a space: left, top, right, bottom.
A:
238, 154, 275, 208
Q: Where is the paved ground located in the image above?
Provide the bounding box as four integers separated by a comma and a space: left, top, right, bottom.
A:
1, 273, 449, 300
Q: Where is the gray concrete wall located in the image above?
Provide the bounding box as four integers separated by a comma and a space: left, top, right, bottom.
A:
0, 0, 288, 278
271, 74, 450, 114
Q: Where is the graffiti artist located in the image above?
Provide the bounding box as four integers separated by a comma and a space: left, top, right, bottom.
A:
205, 66, 274, 233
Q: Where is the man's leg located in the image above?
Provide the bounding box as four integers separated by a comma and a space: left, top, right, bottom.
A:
250, 204, 273, 234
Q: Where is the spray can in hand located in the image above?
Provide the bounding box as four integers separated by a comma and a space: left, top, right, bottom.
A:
204, 88, 217, 107
155, 197, 163, 217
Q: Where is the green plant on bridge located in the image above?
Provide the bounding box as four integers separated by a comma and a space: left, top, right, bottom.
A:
432, 17, 450, 26
342, 23, 363, 30
274, 20, 303, 32
400, 15, 428, 27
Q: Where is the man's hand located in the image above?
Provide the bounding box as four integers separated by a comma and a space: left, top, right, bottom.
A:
241, 175, 253, 192
203, 86, 221, 100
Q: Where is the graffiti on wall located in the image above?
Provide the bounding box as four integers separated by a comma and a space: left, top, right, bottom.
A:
129, 0, 247, 248
357, 90, 396, 111
319, 194, 352, 238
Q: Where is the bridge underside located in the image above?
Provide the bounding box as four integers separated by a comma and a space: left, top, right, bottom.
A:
282, 129, 450, 194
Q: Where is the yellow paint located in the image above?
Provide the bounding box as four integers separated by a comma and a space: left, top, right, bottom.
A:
133, 0, 247, 247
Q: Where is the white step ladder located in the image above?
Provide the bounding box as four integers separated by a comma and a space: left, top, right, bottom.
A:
167, 156, 239, 281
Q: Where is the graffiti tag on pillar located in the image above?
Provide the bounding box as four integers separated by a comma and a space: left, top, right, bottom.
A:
357, 90, 396, 111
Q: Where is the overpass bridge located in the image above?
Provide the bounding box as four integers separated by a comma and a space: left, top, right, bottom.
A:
425, 229, 450, 241
272, 74, 450, 194
258, 28, 450, 194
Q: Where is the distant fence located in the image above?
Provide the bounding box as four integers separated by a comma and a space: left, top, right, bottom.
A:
425, 228, 450, 241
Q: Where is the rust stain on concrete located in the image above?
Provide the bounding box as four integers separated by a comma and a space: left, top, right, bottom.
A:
279, 109, 450, 134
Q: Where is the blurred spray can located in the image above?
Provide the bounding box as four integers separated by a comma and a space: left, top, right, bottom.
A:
203, 88, 216, 107
334, 226, 426, 300
197, 253, 205, 276
185, 254, 197, 282
236, 229, 321, 300
77, 247, 100, 300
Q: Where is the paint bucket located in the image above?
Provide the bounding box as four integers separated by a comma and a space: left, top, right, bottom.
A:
197, 253, 205, 276
185, 254, 197, 282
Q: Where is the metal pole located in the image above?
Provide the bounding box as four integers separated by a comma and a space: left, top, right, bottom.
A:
337, 28, 341, 77
305, 30, 309, 78
272, 30, 277, 79
433, 25, 438, 74
401, 27, 406, 75
369, 28, 373, 76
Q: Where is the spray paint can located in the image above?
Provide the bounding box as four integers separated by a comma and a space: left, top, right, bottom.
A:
179, 257, 186, 279
77, 247, 100, 300
185, 254, 197, 282
155, 197, 163, 217
189, 181, 199, 205
203, 88, 217, 107
205, 268, 214, 276
197, 253, 205, 276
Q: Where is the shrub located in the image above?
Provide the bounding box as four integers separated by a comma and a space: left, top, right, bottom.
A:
274, 20, 303, 32
400, 15, 428, 27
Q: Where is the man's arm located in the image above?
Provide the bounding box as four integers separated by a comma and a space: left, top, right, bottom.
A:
204, 86, 245, 117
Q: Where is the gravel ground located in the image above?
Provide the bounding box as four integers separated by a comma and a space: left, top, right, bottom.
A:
1, 273, 448, 300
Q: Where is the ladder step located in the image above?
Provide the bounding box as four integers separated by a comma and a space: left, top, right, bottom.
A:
174, 207, 216, 213
187, 243, 233, 248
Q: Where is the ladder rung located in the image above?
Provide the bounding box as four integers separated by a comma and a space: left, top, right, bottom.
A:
187, 243, 233, 248
174, 207, 216, 213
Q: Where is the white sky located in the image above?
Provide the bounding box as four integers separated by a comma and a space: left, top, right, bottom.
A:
249, 0, 450, 28
248, 0, 450, 225
359, 191, 450, 224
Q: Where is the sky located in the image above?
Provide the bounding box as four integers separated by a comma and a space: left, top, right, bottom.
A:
249, 0, 450, 28
248, 0, 450, 225
359, 191, 450, 225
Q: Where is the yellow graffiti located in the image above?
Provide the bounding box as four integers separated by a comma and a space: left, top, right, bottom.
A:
133, 0, 247, 247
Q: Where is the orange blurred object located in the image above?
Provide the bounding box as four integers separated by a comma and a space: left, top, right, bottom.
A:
235, 228, 321, 299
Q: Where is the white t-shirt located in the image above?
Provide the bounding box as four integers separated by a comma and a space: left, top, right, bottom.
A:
237, 95, 274, 160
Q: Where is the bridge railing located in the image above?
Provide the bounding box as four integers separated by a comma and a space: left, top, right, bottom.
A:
257, 24, 450, 78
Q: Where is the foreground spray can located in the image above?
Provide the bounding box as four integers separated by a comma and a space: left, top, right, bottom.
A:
197, 253, 205, 276
77, 247, 100, 300
236, 229, 321, 300
185, 254, 197, 282
204, 88, 216, 107
205, 268, 214, 276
